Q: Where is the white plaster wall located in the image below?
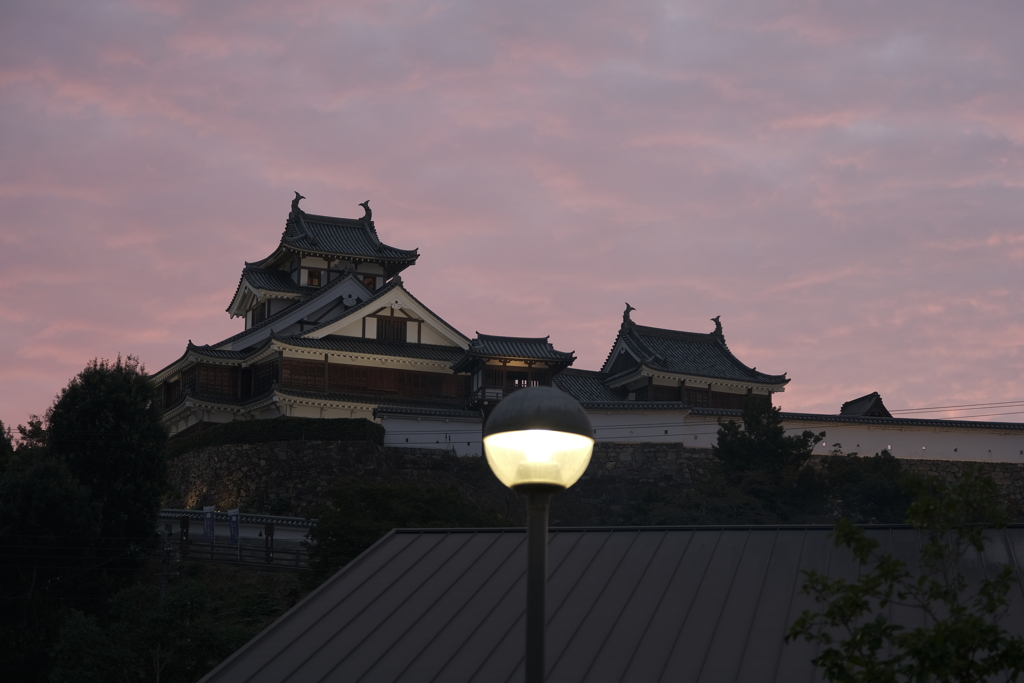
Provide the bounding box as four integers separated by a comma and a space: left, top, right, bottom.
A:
588, 410, 694, 444
328, 318, 363, 338
684, 414, 1024, 463
420, 325, 454, 346
379, 416, 482, 456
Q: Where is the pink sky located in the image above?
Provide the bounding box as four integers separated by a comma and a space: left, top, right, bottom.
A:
2, 0, 1023, 434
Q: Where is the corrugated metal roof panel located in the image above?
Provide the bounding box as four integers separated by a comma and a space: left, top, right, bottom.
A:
201, 526, 1024, 683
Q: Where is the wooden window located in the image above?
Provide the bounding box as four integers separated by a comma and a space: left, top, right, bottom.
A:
307, 269, 321, 287
181, 366, 197, 393
377, 318, 407, 342
363, 276, 376, 289
710, 391, 745, 409
281, 359, 324, 391
683, 387, 710, 408
483, 368, 503, 387
199, 364, 238, 397
253, 360, 278, 395
651, 385, 680, 402
328, 362, 468, 399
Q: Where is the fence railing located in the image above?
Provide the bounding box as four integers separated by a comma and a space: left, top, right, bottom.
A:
171, 539, 309, 570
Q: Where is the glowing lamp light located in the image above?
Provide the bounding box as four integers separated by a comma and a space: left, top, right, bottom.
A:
483, 387, 594, 491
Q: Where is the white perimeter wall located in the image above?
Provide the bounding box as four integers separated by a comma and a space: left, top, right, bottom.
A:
684, 414, 1024, 463
379, 415, 482, 456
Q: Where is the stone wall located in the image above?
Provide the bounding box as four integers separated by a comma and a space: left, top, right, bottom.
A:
165, 440, 717, 524
165, 440, 1024, 524
899, 458, 1024, 510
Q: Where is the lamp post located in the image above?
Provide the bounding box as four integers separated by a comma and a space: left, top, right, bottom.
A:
482, 387, 594, 683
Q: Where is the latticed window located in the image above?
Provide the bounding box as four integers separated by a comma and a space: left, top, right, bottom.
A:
253, 360, 278, 394
281, 359, 324, 391
651, 385, 680, 402
199, 365, 238, 397
376, 318, 407, 342
683, 388, 710, 407
307, 269, 321, 287
181, 366, 197, 393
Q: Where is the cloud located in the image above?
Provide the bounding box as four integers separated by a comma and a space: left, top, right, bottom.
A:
1, 0, 1023, 429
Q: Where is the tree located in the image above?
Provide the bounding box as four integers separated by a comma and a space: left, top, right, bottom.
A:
787, 467, 1024, 683
46, 356, 167, 551
0, 456, 102, 681
712, 397, 827, 522
0, 418, 13, 473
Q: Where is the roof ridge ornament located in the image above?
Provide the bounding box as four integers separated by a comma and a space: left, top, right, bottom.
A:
711, 315, 724, 339
291, 191, 306, 216
359, 200, 383, 251
622, 302, 636, 327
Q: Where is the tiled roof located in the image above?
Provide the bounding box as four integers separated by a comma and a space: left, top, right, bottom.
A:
840, 392, 892, 418
690, 407, 1024, 431
241, 267, 309, 294
213, 276, 393, 349
273, 335, 464, 363
282, 213, 418, 262
198, 526, 1024, 683
553, 368, 624, 403
606, 319, 789, 386
452, 333, 575, 373
187, 340, 269, 360
299, 280, 468, 346
468, 333, 575, 361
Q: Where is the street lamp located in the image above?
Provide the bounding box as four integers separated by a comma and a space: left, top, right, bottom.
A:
483, 387, 594, 683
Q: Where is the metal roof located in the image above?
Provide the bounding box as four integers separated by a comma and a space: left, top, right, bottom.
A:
198, 525, 1024, 683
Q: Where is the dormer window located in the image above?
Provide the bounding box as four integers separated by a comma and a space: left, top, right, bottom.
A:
308, 269, 321, 287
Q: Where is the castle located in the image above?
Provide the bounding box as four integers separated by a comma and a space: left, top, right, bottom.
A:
152, 196, 1024, 461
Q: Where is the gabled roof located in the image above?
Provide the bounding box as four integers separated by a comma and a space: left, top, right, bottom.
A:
840, 392, 892, 418
451, 333, 576, 373
602, 309, 788, 387
301, 279, 469, 349
199, 526, 1024, 683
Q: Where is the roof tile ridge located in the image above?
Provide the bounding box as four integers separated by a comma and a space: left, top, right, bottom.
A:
633, 324, 716, 342
476, 332, 553, 343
